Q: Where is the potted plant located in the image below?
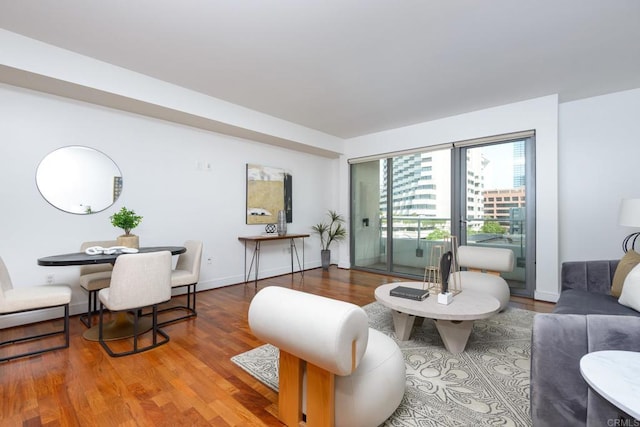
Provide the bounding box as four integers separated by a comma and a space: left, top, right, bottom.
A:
110, 206, 143, 248
311, 210, 347, 270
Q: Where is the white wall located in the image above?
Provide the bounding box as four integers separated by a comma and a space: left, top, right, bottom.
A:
2, 28, 638, 322
0, 29, 344, 158
341, 95, 560, 302
559, 88, 640, 261
0, 83, 337, 327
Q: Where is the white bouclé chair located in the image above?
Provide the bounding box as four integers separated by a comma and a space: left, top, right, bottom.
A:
452, 245, 515, 311
249, 286, 405, 427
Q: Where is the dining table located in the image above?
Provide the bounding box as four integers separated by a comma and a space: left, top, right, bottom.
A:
38, 246, 186, 341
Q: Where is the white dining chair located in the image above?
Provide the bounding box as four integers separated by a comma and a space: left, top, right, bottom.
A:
98, 251, 172, 357
79, 240, 118, 328
158, 240, 202, 326
0, 256, 71, 362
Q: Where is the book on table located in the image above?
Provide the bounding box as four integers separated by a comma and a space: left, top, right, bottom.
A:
390, 286, 429, 301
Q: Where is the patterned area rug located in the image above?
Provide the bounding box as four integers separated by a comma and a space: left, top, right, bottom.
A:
231, 301, 535, 427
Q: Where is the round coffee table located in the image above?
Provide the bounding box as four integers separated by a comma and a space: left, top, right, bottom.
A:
375, 281, 500, 353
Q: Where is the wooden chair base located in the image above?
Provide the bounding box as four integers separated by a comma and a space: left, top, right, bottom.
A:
279, 350, 335, 427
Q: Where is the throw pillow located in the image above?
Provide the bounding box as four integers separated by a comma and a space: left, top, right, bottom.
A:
611, 250, 640, 297
618, 263, 640, 312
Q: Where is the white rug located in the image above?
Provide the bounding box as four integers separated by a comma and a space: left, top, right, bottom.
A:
231, 302, 535, 427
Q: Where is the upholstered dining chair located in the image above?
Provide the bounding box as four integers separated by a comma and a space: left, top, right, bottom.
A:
0, 256, 71, 362
98, 251, 172, 357
79, 240, 118, 328
158, 240, 203, 326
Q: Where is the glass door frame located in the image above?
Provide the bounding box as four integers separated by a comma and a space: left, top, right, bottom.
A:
349, 149, 452, 279
452, 136, 536, 298
349, 133, 536, 299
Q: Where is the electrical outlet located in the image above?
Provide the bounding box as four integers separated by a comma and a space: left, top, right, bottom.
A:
46, 274, 54, 284
206, 256, 213, 265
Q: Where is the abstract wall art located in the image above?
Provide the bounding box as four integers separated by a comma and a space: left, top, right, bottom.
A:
246, 164, 292, 225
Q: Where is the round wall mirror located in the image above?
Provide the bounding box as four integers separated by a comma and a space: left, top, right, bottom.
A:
36, 146, 123, 214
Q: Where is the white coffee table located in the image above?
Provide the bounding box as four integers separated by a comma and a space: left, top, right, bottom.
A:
375, 281, 500, 353
580, 350, 640, 420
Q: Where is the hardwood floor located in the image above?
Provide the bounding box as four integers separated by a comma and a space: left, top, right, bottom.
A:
0, 268, 554, 426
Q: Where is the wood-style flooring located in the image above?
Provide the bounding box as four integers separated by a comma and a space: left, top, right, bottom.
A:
0, 267, 554, 426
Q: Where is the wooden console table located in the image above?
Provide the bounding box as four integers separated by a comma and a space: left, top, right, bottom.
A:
238, 234, 309, 289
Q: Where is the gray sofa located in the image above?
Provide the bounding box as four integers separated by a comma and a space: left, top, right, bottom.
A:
531, 260, 640, 426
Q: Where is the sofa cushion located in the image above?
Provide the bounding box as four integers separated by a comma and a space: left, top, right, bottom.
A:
561, 260, 618, 295
618, 263, 640, 312
554, 289, 640, 316
611, 250, 640, 297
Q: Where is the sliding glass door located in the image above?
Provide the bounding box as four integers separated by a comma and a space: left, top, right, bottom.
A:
350, 134, 535, 297
457, 138, 535, 297
351, 160, 387, 271
351, 147, 451, 276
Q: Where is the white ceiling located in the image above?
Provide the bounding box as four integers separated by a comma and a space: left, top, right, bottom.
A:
1, 0, 639, 139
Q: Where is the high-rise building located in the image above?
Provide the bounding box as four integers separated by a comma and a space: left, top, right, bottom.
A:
465, 150, 489, 220
380, 143, 523, 225
381, 150, 451, 218
513, 140, 525, 188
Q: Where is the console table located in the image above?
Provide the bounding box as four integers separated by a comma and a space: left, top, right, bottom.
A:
238, 234, 309, 289
580, 350, 640, 420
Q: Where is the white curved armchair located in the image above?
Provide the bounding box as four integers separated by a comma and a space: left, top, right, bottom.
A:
0, 256, 71, 362
98, 251, 172, 357
453, 245, 514, 311
249, 286, 405, 427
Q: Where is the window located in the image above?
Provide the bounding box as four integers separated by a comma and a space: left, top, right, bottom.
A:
350, 131, 535, 297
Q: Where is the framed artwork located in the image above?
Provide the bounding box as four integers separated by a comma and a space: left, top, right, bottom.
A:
246, 164, 292, 224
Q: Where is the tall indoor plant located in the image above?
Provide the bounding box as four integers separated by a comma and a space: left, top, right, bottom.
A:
312, 210, 347, 270
110, 206, 143, 248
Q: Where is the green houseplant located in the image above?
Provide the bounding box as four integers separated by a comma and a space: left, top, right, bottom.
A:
110, 207, 143, 248
312, 210, 347, 270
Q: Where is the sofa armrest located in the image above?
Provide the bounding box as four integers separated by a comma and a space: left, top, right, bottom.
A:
531, 313, 640, 426
561, 260, 618, 295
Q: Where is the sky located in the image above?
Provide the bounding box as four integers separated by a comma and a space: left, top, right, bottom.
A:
476, 143, 516, 190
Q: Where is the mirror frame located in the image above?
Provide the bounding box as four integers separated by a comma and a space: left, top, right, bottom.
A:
36, 146, 123, 215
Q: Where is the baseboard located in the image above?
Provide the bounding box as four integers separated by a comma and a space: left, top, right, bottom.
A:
533, 290, 559, 303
